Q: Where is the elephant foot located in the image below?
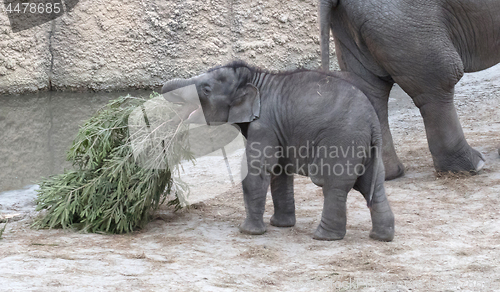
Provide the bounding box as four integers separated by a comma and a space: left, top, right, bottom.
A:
369, 226, 394, 242
239, 218, 266, 235
384, 162, 405, 181
313, 224, 345, 241
382, 147, 405, 180
433, 146, 485, 174
270, 213, 296, 227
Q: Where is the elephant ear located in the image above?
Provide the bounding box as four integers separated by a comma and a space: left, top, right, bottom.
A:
228, 83, 260, 123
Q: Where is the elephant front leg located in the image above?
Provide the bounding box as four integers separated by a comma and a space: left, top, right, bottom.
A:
239, 171, 270, 235
418, 96, 485, 173
239, 133, 279, 235
313, 185, 351, 241
270, 170, 295, 227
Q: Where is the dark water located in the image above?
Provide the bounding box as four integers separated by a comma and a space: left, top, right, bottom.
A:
0, 89, 157, 192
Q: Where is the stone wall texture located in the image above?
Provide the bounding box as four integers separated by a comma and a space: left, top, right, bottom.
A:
0, 0, 338, 94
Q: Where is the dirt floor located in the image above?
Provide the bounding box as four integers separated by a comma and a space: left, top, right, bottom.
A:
1, 65, 500, 291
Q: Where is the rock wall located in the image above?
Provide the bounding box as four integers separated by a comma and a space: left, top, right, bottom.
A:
0, 0, 338, 94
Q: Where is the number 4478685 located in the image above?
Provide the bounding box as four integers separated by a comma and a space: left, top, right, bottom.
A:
4, 3, 61, 14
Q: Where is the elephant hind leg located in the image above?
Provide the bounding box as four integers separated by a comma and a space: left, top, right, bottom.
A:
392, 50, 485, 174
417, 97, 485, 173
367, 185, 395, 242
354, 160, 395, 242
383, 33, 485, 174
313, 179, 356, 241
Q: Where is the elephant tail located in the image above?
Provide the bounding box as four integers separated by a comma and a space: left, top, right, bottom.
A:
319, 0, 338, 71
367, 123, 383, 208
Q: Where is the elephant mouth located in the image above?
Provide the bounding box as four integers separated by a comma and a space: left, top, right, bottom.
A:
174, 104, 206, 125
185, 106, 206, 124
162, 84, 206, 124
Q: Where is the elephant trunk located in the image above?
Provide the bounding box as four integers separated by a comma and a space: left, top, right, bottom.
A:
161, 77, 205, 124
161, 78, 198, 103
319, 0, 337, 71
161, 78, 192, 94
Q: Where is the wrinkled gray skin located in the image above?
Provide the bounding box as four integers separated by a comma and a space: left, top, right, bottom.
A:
320, 0, 500, 180
162, 62, 395, 241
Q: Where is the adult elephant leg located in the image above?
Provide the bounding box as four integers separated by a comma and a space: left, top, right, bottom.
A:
270, 166, 295, 227
417, 94, 485, 173
392, 44, 485, 174
365, 85, 404, 180
335, 41, 404, 180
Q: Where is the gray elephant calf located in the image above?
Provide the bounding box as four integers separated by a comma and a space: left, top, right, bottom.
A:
162, 62, 395, 241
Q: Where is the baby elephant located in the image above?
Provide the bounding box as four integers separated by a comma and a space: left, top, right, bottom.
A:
162, 62, 395, 241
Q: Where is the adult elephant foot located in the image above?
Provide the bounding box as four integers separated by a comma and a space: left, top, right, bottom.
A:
384, 158, 405, 181
239, 218, 266, 235
433, 145, 485, 174
416, 95, 485, 175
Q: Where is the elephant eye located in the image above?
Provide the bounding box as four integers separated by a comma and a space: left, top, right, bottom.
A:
201, 85, 211, 96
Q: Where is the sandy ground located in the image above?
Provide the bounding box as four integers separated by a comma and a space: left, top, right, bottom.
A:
1, 64, 500, 291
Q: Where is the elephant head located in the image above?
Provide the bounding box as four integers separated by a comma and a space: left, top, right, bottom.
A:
159, 64, 254, 187
161, 65, 261, 125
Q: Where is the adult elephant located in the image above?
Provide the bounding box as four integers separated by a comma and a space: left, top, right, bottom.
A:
319, 0, 500, 180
